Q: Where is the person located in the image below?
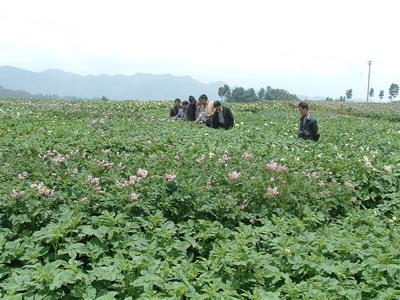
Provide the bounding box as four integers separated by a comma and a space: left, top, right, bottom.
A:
195, 94, 214, 127
175, 100, 189, 120
211, 101, 234, 129
169, 98, 181, 117
186, 96, 197, 121
298, 101, 320, 141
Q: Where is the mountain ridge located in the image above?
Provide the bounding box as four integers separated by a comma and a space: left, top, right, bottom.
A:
0, 66, 224, 100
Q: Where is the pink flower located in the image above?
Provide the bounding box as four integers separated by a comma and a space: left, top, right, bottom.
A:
363, 156, 372, 168
32, 182, 54, 198
344, 180, 355, 190
384, 165, 392, 173
228, 171, 241, 181
129, 193, 139, 202
137, 168, 148, 179
266, 187, 279, 198
196, 154, 205, 164
10, 189, 26, 199
319, 181, 326, 188
240, 201, 249, 210
87, 175, 100, 186
306, 171, 319, 180
96, 160, 114, 169
206, 178, 212, 190
266, 161, 288, 172
101, 149, 111, 155
222, 154, 231, 162
266, 161, 278, 171
128, 175, 138, 186
165, 173, 177, 182
241, 152, 253, 160
17, 171, 28, 180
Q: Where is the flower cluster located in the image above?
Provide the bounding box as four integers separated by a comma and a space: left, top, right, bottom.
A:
241, 152, 253, 160
266, 187, 279, 198
96, 160, 114, 169
17, 171, 28, 180
266, 161, 288, 172
10, 189, 26, 199
165, 173, 177, 182
228, 171, 241, 181
31, 182, 54, 197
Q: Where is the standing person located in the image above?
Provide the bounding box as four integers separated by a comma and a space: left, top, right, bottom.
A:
211, 101, 235, 129
195, 94, 214, 127
298, 101, 320, 141
186, 96, 197, 121
175, 100, 189, 120
169, 98, 181, 117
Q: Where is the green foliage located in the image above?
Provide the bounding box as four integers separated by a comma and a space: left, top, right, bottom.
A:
0, 99, 400, 298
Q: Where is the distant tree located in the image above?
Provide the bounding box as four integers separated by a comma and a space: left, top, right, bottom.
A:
379, 90, 384, 100
345, 89, 352, 101
245, 88, 257, 102
369, 88, 374, 98
230, 87, 247, 102
100, 96, 109, 101
389, 83, 399, 101
257, 88, 266, 100
325, 97, 333, 101
338, 96, 346, 102
218, 84, 231, 101
223, 85, 299, 102
264, 86, 299, 101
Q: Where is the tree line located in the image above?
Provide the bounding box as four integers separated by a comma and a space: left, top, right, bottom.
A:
218, 84, 299, 102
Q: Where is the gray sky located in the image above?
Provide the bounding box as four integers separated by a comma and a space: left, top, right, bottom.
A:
1, 0, 399, 99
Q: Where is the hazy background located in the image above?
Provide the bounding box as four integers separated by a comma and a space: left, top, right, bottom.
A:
1, 0, 399, 100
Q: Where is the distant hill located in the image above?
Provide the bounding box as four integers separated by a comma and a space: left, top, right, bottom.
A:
0, 85, 39, 99
0, 66, 224, 101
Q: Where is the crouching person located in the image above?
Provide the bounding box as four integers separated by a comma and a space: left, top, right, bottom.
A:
211, 101, 234, 129
175, 100, 189, 120
298, 101, 320, 141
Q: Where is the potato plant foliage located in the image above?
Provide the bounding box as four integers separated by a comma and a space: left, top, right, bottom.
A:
0, 99, 400, 299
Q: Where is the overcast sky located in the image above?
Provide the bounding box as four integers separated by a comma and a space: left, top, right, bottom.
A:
1, 0, 399, 99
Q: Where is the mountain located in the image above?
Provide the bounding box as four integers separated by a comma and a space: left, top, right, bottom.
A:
0, 66, 224, 101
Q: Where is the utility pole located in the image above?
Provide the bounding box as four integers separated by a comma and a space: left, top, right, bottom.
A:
366, 60, 372, 102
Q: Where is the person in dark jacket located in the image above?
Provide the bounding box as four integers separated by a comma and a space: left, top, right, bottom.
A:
175, 101, 189, 120
211, 101, 234, 129
186, 96, 197, 121
298, 101, 320, 141
169, 98, 181, 117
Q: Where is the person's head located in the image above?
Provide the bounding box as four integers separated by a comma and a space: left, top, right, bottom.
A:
213, 100, 223, 111
188, 95, 196, 104
181, 100, 189, 108
199, 94, 208, 105
298, 101, 309, 117
174, 98, 181, 107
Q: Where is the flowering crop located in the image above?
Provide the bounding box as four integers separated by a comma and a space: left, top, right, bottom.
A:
0, 99, 400, 299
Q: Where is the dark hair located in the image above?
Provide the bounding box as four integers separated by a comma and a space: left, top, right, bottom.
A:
182, 100, 189, 105
188, 95, 195, 102
175, 98, 181, 103
213, 100, 222, 107
298, 101, 309, 110
199, 94, 208, 100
